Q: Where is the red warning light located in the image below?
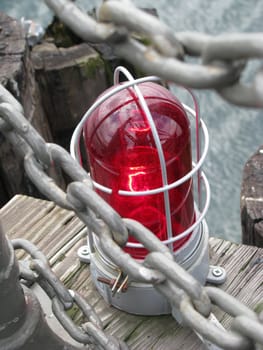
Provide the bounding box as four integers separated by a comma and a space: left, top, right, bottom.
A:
83, 81, 195, 259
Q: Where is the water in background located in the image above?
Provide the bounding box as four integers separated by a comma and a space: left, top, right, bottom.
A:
1, 0, 262, 243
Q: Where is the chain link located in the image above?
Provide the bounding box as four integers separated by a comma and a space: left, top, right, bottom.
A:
11, 238, 126, 350
0, 81, 262, 349
45, 0, 263, 108
1, 0, 263, 346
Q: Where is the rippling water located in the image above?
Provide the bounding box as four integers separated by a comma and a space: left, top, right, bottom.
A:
1, 0, 263, 243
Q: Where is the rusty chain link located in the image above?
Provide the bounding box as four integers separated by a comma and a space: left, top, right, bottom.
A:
45, 0, 263, 108
0, 79, 262, 349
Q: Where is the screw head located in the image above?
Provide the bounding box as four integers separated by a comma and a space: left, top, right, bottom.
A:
81, 247, 89, 255
212, 267, 223, 277
77, 245, 91, 263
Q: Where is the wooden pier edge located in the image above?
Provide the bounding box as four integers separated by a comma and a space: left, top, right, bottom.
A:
241, 144, 263, 248
1, 194, 263, 349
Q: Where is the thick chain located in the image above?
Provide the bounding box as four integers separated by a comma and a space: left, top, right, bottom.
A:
45, 0, 263, 108
1, 0, 263, 346
0, 84, 262, 348
12, 238, 128, 350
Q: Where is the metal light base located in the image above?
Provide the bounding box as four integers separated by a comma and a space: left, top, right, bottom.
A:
88, 218, 210, 316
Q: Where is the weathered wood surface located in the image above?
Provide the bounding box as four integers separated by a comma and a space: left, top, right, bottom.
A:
32, 40, 108, 150
241, 144, 263, 247
0, 13, 109, 206
0, 12, 53, 205
1, 194, 263, 349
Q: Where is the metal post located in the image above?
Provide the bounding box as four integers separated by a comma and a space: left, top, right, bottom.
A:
0, 223, 84, 350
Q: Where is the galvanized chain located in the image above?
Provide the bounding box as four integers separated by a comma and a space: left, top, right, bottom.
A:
0, 85, 263, 349
45, 0, 263, 108
11, 238, 128, 350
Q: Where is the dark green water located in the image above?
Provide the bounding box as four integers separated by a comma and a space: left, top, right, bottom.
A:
1, 0, 262, 243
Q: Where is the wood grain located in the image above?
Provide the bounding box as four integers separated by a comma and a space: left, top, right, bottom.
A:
1, 194, 262, 349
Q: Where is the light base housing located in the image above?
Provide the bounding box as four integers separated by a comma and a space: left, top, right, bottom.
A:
89, 214, 209, 316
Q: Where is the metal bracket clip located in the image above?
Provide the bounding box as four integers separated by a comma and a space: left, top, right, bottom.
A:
206, 265, 227, 285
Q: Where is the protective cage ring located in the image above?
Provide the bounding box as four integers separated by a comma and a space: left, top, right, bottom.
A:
70, 66, 210, 248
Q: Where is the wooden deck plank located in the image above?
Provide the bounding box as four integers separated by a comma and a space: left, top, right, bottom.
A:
1, 194, 86, 260
1, 194, 262, 349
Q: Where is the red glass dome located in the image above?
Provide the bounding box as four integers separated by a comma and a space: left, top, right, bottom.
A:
83, 82, 195, 259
